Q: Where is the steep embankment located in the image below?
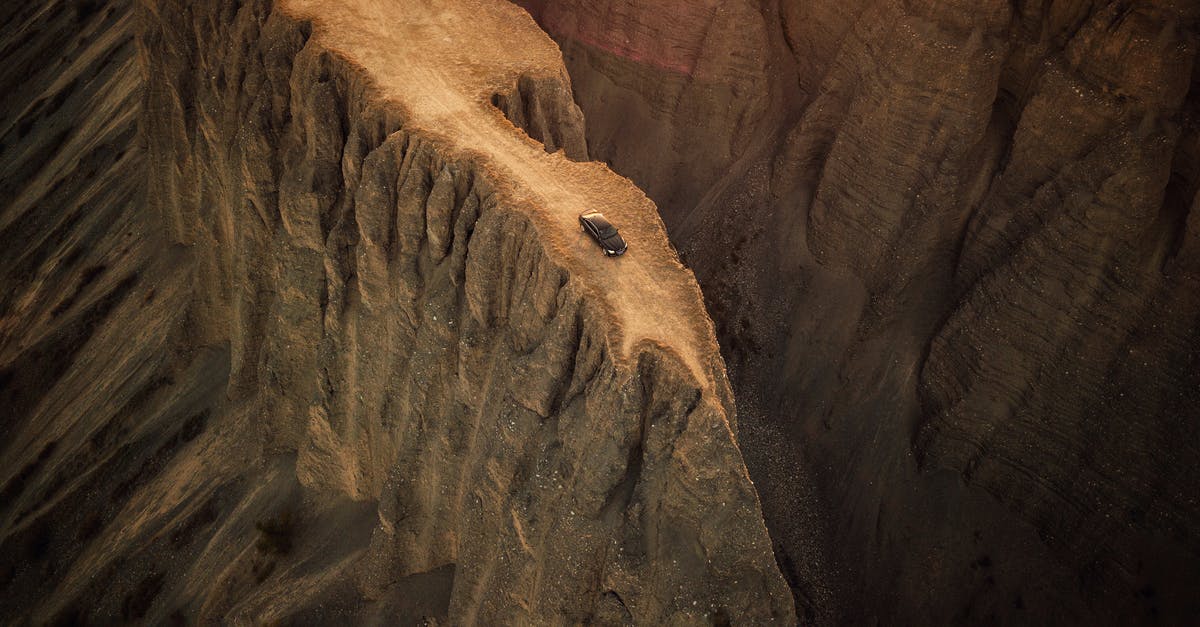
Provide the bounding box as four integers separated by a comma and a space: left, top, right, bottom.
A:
516, 0, 1200, 623
0, 0, 793, 623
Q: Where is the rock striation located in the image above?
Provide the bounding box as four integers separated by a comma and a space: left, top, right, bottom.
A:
0, 0, 793, 623
518, 0, 1200, 623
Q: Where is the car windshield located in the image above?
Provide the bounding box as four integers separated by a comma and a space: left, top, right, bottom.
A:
585, 214, 616, 236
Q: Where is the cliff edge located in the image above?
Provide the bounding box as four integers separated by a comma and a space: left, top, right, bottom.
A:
0, 0, 793, 623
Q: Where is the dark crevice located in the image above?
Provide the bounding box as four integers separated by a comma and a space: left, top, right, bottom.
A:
0, 440, 59, 513
1158, 170, 1195, 271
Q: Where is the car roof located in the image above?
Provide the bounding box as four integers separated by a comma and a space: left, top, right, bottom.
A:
581, 211, 614, 230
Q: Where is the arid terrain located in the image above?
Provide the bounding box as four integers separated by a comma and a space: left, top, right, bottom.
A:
517, 0, 1200, 623
1, 0, 1197, 624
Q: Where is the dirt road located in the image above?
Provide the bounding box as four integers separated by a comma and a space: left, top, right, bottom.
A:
282, 0, 720, 383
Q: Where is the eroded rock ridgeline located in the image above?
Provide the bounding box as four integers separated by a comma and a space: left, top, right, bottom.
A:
0, 0, 794, 623
163, 1, 792, 617
490, 71, 589, 161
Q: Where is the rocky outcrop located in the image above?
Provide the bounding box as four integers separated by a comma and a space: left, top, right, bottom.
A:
518, 0, 1200, 623
0, 0, 793, 623
490, 71, 589, 161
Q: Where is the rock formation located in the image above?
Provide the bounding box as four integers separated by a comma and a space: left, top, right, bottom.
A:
6, 0, 1198, 622
517, 0, 1200, 623
0, 0, 793, 623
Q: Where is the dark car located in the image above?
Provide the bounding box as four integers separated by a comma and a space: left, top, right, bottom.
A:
579, 211, 628, 256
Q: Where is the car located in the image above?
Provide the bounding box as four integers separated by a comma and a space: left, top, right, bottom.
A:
579, 211, 628, 256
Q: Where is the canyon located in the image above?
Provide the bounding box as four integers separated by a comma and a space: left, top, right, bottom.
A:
517, 0, 1200, 623
1, 0, 1198, 624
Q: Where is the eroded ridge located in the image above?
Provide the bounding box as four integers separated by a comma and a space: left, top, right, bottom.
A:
0, 0, 795, 623
284, 0, 723, 383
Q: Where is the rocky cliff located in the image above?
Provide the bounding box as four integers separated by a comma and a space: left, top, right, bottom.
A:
0, 0, 793, 623
517, 0, 1200, 623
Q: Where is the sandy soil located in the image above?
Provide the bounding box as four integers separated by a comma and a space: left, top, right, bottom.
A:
282, 0, 718, 382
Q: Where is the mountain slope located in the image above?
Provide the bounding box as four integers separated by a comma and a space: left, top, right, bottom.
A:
0, 0, 794, 622
515, 0, 1200, 622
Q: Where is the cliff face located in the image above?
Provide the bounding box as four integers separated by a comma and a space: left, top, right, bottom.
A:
517, 0, 1200, 623
0, 0, 793, 623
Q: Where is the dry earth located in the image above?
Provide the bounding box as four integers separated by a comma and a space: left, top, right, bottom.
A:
0, 0, 794, 623
4, 0, 1198, 624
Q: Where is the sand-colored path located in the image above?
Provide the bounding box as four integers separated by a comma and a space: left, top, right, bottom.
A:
281, 0, 720, 381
